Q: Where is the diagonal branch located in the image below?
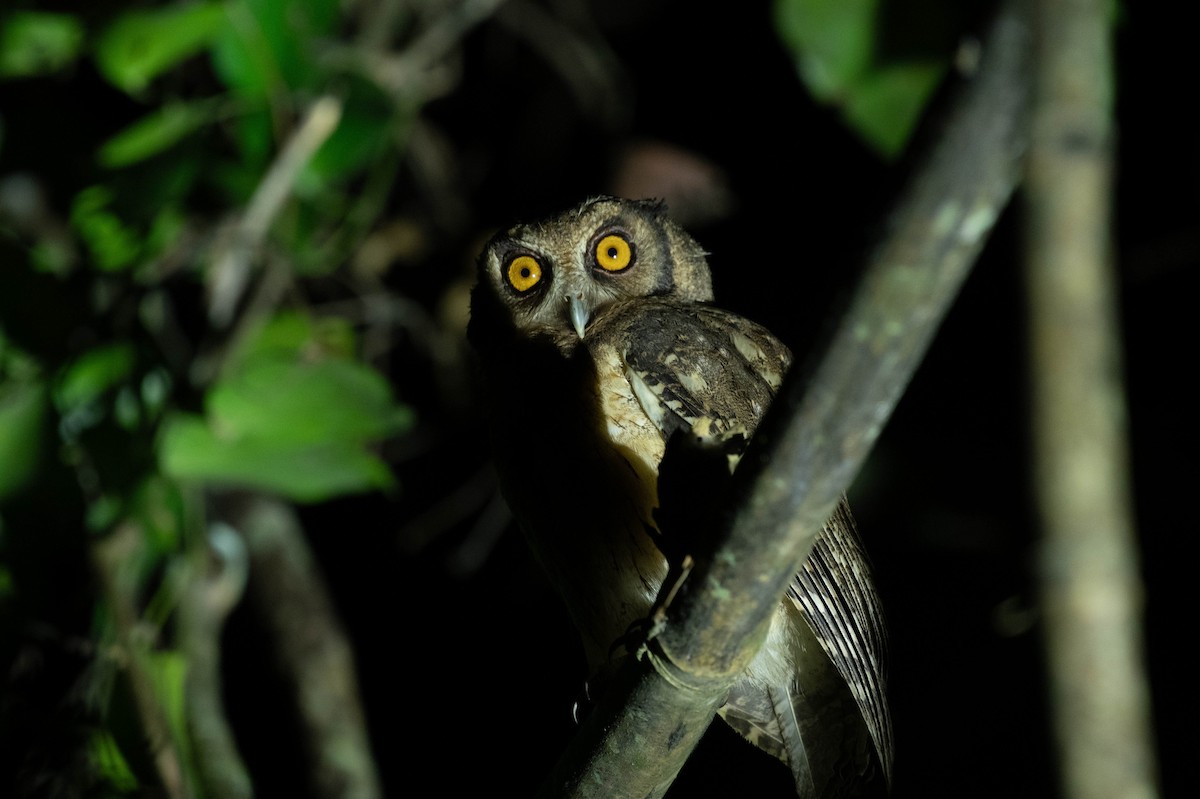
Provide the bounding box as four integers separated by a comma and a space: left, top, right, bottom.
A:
538, 2, 1033, 796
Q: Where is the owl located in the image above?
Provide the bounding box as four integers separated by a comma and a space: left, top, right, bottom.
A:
468, 196, 891, 797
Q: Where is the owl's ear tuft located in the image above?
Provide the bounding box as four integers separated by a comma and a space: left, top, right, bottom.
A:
580, 195, 666, 219
629, 197, 669, 217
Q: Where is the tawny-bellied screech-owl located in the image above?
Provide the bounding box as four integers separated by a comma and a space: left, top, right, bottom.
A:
468, 196, 892, 797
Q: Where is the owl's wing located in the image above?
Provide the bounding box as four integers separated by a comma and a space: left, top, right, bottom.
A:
618, 300, 790, 578
620, 302, 789, 442
619, 301, 891, 796
786, 502, 893, 793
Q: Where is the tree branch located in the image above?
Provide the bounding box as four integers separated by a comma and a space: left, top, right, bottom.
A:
538, 2, 1033, 796
1024, 1, 1160, 797
178, 523, 253, 799
221, 494, 384, 799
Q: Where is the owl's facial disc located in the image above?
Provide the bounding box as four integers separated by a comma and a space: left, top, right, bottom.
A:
562, 228, 637, 338
487, 208, 655, 343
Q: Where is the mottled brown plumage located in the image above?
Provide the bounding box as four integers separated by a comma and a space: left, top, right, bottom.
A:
469, 197, 891, 797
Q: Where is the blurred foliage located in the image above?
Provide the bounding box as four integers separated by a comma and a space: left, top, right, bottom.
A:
94, 3, 229, 95
88, 730, 140, 792
0, 12, 85, 78
0, 358, 46, 501
1, 0, 422, 793
160, 313, 412, 501
774, 0, 967, 157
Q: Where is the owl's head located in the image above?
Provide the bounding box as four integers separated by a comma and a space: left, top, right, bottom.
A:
470, 197, 713, 352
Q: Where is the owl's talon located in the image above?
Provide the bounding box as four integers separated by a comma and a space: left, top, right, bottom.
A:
600, 553, 687, 664
571, 679, 594, 725
649, 553, 694, 621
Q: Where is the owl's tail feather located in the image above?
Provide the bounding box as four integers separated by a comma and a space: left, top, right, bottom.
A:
780, 605, 888, 798
769, 684, 817, 799
718, 598, 887, 797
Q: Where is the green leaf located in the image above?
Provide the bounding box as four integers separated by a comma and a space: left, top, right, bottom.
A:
773, 0, 948, 157
55, 342, 136, 412
207, 358, 410, 444
209, 2, 278, 98
70, 186, 141, 271
95, 2, 228, 95
233, 106, 274, 169
774, 0, 877, 101
127, 476, 184, 584
144, 651, 189, 764
146, 206, 187, 262
88, 730, 139, 791
86, 495, 125, 533
0, 12, 85, 78
229, 311, 357, 365
158, 311, 411, 502
233, 311, 315, 359
0, 378, 48, 502
160, 414, 397, 502
211, 0, 340, 97
843, 61, 945, 157
97, 100, 218, 168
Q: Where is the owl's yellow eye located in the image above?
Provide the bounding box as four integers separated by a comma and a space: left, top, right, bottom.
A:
594, 234, 633, 272
506, 255, 543, 292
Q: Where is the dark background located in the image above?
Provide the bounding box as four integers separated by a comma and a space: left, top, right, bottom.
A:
2, 1, 1191, 797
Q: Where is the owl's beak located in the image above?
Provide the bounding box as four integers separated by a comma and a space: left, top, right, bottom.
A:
568, 295, 589, 339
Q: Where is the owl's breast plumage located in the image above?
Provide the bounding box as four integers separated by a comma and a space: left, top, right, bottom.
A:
480, 326, 668, 668
588, 334, 667, 499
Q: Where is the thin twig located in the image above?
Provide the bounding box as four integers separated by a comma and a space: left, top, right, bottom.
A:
1025, 2, 1160, 798
538, 2, 1033, 796
332, 0, 509, 100
92, 523, 192, 799
208, 95, 343, 327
